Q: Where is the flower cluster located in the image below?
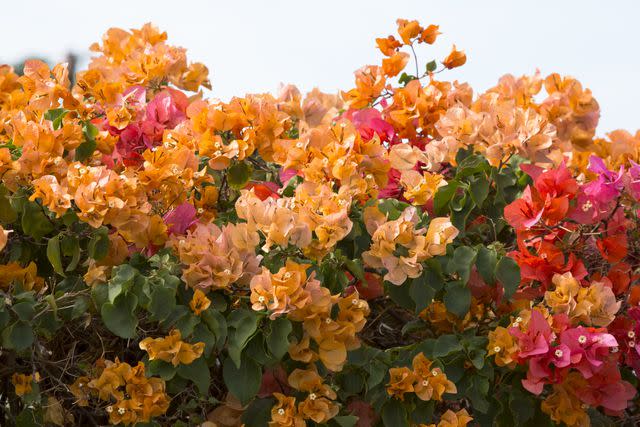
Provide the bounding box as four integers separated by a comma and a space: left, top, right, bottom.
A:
1, 17, 639, 427
69, 359, 170, 425
362, 205, 458, 285
269, 366, 339, 426
386, 353, 457, 402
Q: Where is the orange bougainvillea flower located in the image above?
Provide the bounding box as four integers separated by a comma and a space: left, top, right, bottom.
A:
382, 52, 410, 77
189, 288, 211, 315
386, 367, 416, 400
420, 24, 441, 44
12, 372, 39, 396
412, 353, 457, 401
269, 393, 306, 427
396, 19, 423, 44
442, 45, 467, 69
376, 35, 402, 56
139, 330, 205, 366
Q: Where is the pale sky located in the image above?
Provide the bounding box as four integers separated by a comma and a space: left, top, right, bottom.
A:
1, 0, 637, 133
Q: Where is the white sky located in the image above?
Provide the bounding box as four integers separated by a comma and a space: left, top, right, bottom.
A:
1, 0, 637, 134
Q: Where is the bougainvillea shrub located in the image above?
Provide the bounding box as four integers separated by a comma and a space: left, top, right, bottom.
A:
0, 19, 639, 427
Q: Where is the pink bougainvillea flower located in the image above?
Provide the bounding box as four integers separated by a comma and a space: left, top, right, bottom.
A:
627, 160, 640, 200
342, 108, 396, 142
560, 327, 618, 378
378, 168, 403, 199
141, 89, 188, 145
575, 361, 637, 414
163, 203, 197, 235
509, 309, 553, 359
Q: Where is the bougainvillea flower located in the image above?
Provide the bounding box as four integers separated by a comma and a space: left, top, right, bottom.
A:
163, 202, 197, 235
559, 327, 618, 377
342, 108, 396, 142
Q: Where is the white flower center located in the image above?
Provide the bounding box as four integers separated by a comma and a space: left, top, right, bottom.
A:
628, 331, 636, 339
431, 370, 438, 377
554, 349, 563, 358
581, 200, 593, 212
117, 408, 126, 415
578, 335, 587, 344
422, 380, 429, 386
493, 346, 501, 353
278, 408, 285, 416
309, 393, 317, 400
106, 406, 113, 413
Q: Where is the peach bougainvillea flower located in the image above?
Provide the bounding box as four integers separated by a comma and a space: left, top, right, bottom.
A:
139, 329, 205, 366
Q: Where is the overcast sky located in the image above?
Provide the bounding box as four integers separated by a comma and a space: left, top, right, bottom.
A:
1, 0, 637, 133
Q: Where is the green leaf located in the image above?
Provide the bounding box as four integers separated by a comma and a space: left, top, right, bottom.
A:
495, 256, 521, 299
75, 140, 96, 162
398, 72, 415, 86
334, 415, 359, 427
241, 398, 275, 427
381, 399, 408, 427
70, 296, 90, 320
456, 154, 490, 178
177, 356, 210, 395
476, 246, 497, 284
12, 301, 36, 321
46, 235, 65, 276
22, 201, 54, 240
88, 226, 110, 260
202, 308, 227, 349
2, 321, 34, 350
15, 407, 43, 427
61, 235, 81, 272
75, 121, 99, 162
509, 390, 535, 425
466, 375, 491, 413
469, 175, 490, 207
148, 286, 176, 321
227, 309, 260, 368
409, 273, 435, 314
192, 322, 216, 357
444, 281, 471, 318
44, 108, 69, 130
101, 293, 138, 338
344, 258, 365, 281
447, 246, 477, 283
426, 60, 437, 73
432, 334, 463, 358
0, 184, 17, 223
266, 317, 292, 360
227, 161, 253, 189
147, 360, 178, 381
469, 349, 487, 369
223, 354, 262, 405
434, 181, 460, 215
108, 265, 136, 303
83, 121, 99, 139
386, 281, 415, 311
